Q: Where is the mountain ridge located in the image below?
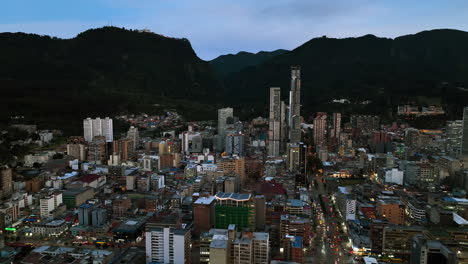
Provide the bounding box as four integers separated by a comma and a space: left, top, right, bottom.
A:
0, 26, 223, 134
219, 29, 468, 120
209, 49, 288, 77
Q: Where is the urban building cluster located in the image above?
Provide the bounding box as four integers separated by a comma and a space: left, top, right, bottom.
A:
1, 66, 468, 264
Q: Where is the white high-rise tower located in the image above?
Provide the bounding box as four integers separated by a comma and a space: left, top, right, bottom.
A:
83, 117, 113, 142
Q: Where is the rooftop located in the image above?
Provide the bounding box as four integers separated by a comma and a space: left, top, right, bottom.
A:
215, 192, 251, 201
194, 196, 216, 205
77, 174, 100, 183
210, 240, 228, 249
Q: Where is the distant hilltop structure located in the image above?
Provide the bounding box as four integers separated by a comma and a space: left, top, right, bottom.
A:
397, 105, 445, 117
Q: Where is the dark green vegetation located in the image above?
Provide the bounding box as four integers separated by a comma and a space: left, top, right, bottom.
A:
209, 49, 288, 77
0, 27, 222, 134
221, 29, 468, 122
2, 28, 468, 134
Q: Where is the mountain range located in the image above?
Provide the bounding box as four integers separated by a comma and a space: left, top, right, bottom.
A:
1, 27, 468, 133
209, 49, 288, 77
0, 27, 222, 133
221, 29, 468, 121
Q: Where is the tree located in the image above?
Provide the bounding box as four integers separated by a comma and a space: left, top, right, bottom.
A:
31, 133, 40, 141
52, 153, 64, 159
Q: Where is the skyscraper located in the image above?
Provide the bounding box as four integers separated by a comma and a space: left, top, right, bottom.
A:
313, 112, 327, 146
87, 136, 108, 164
331, 113, 342, 139
289, 66, 301, 123
83, 117, 113, 142
462, 107, 468, 157
83, 118, 93, 142
289, 66, 302, 143
127, 126, 139, 151
269, 87, 281, 156
218, 107, 233, 138
226, 133, 245, 156
218, 107, 234, 152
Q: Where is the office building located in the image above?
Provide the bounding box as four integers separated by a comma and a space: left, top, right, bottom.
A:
382, 225, 425, 255
40, 192, 63, 218
289, 66, 301, 127
193, 196, 216, 235
446, 120, 462, 155
331, 112, 342, 140
83, 117, 113, 142
313, 112, 327, 146
87, 136, 108, 164
411, 235, 456, 264
145, 227, 191, 264
31, 219, 67, 237
232, 232, 270, 264
289, 66, 302, 143
78, 204, 94, 226
376, 197, 405, 225
91, 208, 107, 227
78, 204, 107, 227
181, 131, 203, 154
280, 215, 311, 247
127, 126, 139, 150
214, 192, 254, 230
63, 187, 94, 209
218, 107, 234, 145
287, 142, 307, 172
200, 228, 230, 264
66, 143, 87, 161
226, 133, 245, 156
217, 156, 246, 183
113, 139, 135, 161
254, 195, 266, 231
269, 87, 282, 156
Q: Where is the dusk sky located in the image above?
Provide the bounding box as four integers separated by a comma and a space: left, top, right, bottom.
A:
1, 0, 468, 60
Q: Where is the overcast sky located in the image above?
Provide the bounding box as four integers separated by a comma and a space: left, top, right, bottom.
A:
1, 0, 467, 60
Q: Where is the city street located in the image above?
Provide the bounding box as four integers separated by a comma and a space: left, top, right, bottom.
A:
308, 174, 356, 264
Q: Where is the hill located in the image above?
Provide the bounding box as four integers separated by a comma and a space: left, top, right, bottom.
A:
0, 27, 223, 134
221, 29, 468, 120
209, 49, 288, 77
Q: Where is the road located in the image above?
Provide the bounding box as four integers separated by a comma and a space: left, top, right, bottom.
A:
308, 174, 356, 264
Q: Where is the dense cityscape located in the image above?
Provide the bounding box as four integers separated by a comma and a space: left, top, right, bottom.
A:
0, 65, 467, 264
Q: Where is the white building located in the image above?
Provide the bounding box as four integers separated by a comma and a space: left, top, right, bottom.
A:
108, 153, 121, 166
24, 151, 56, 166
31, 219, 67, 237
145, 227, 191, 264
83, 117, 113, 142
126, 175, 137, 191
150, 175, 165, 190
384, 168, 404, 185
38, 131, 54, 144
40, 193, 63, 218
345, 199, 357, 221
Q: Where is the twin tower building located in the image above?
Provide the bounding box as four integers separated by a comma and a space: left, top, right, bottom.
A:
268, 66, 303, 161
